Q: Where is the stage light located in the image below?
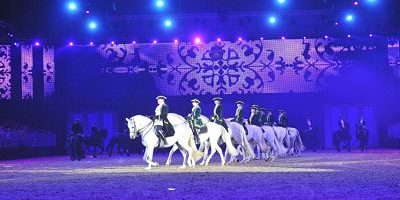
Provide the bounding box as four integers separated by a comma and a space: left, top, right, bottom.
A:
34, 42, 40, 46
153, 40, 157, 44
260, 37, 263, 40
217, 38, 221, 42
281, 36, 285, 40
68, 42, 74, 46
238, 37, 242, 41
88, 21, 97, 30
354, 1, 359, 6
324, 35, 328, 39
111, 41, 115, 45
14, 42, 18, 46
335, 22, 339, 26
162, 18, 173, 29
369, 34, 373, 37
89, 42, 94, 46
364, 0, 377, 5
345, 14, 354, 22
66, 1, 78, 12
85, 10, 90, 14
303, 36, 306, 39
268, 16, 277, 25
194, 37, 201, 44
276, 0, 287, 6
132, 41, 136, 44
347, 34, 351, 38
174, 39, 178, 44
154, 0, 166, 10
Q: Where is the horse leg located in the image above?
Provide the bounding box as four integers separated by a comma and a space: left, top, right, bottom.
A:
215, 144, 225, 166
199, 142, 209, 166
255, 144, 261, 160
176, 141, 194, 168
166, 144, 179, 166
144, 147, 158, 170
205, 144, 217, 166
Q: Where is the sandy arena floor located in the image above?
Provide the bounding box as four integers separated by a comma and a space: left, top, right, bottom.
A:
0, 150, 399, 199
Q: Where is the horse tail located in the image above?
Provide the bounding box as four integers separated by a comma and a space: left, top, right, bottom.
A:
295, 129, 305, 152
189, 135, 203, 162
242, 129, 255, 159
221, 127, 239, 157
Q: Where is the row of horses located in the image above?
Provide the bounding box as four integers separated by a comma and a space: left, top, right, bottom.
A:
126, 113, 304, 170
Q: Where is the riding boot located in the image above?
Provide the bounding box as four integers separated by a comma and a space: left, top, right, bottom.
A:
156, 129, 168, 145
194, 129, 200, 144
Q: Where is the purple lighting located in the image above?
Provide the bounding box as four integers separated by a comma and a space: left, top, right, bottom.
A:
174, 39, 178, 44
68, 42, 74, 46
281, 36, 285, 40
217, 38, 221, 42
111, 41, 115, 45
89, 42, 94, 46
354, 1, 359, 6
238, 37, 243, 41
369, 34, 373, 37
34, 42, 40, 46
194, 37, 201, 44
347, 34, 351, 38
153, 40, 157, 44
324, 35, 328, 39
132, 41, 136, 44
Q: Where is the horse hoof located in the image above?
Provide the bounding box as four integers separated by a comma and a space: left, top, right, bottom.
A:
179, 165, 186, 169
145, 167, 151, 170
221, 163, 225, 166
153, 162, 159, 167
165, 162, 170, 166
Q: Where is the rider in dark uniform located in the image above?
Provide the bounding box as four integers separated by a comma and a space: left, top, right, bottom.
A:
265, 109, 275, 126
234, 101, 248, 134
278, 109, 288, 127
71, 119, 84, 161
356, 116, 368, 152
188, 99, 205, 144
249, 105, 261, 126
212, 97, 229, 131
259, 108, 268, 125
154, 96, 174, 145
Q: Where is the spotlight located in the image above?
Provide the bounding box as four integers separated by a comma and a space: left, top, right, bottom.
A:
14, 42, 18, 46
162, 18, 173, 29
111, 41, 115, 45
238, 37, 243, 41
153, 40, 157, 44
89, 42, 94, 46
217, 38, 221, 42
132, 41, 136, 44
34, 42, 40, 46
194, 37, 201, 44
276, 0, 287, 6
174, 39, 178, 44
268, 16, 277, 25
154, 0, 166, 10
335, 22, 339, 26
324, 35, 328, 39
66, 1, 78, 12
281, 36, 285, 40
369, 34, 373, 37
303, 36, 306, 39
345, 14, 354, 22
68, 42, 74, 46
354, 1, 359, 6
85, 10, 90, 14
365, 0, 377, 5
347, 34, 351, 38
260, 37, 264, 40
88, 21, 97, 30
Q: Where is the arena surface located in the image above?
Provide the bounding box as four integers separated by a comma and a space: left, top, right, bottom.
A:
0, 150, 399, 199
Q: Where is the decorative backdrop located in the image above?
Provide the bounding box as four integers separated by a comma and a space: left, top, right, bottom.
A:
21, 45, 34, 99
43, 46, 55, 99
0, 45, 11, 99
98, 38, 378, 95
388, 40, 400, 79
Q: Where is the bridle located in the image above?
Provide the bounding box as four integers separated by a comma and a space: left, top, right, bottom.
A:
131, 118, 153, 138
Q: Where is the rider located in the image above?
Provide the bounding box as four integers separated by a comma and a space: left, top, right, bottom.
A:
249, 105, 261, 126
154, 96, 174, 145
234, 101, 248, 134
212, 97, 229, 131
265, 108, 275, 126
188, 98, 204, 144
259, 107, 268, 125
278, 109, 288, 128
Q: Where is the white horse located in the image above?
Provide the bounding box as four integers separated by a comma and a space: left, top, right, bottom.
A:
263, 125, 304, 157
126, 115, 202, 170
261, 125, 287, 160
224, 118, 255, 163
244, 122, 269, 160
165, 113, 238, 166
